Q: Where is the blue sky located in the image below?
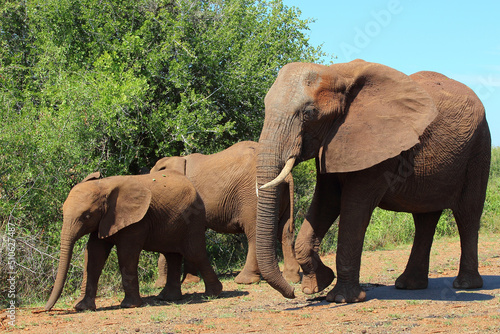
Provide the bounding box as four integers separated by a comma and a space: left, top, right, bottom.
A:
282, 0, 500, 146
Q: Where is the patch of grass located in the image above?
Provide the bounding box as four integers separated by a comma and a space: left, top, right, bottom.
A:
364, 210, 415, 251
406, 300, 427, 305
140, 283, 160, 296
151, 314, 169, 322
201, 295, 218, 302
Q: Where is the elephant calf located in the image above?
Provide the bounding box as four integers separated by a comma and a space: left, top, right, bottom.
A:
45, 171, 222, 311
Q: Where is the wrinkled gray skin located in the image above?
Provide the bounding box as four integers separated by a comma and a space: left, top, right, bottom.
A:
45, 171, 222, 311
151, 141, 300, 286
255, 59, 491, 303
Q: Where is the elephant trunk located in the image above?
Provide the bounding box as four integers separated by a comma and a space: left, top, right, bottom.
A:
45, 225, 79, 311
256, 120, 300, 299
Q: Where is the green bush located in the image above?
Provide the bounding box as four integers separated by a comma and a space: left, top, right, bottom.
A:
0, 0, 327, 307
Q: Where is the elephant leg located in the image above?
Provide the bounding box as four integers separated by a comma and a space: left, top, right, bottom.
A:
235, 231, 261, 284
296, 173, 339, 295
326, 199, 373, 303
154, 254, 167, 288
277, 185, 301, 284
182, 260, 201, 284
183, 237, 222, 297
116, 243, 143, 308
158, 253, 183, 301
74, 232, 113, 311
452, 208, 483, 289
452, 151, 489, 289
396, 211, 442, 289
326, 164, 394, 303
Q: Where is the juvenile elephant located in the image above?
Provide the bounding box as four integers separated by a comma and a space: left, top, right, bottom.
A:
255, 60, 491, 303
45, 171, 222, 311
151, 141, 300, 285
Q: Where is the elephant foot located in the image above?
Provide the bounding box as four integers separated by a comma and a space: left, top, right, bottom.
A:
158, 287, 182, 301
182, 273, 201, 284
204, 281, 223, 298
74, 296, 96, 311
301, 264, 335, 294
326, 281, 366, 303
395, 271, 428, 290
453, 270, 483, 289
283, 269, 301, 284
234, 270, 261, 284
120, 296, 143, 308
154, 276, 167, 288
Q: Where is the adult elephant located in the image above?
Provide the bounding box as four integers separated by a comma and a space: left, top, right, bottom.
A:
45, 171, 222, 311
151, 141, 300, 285
255, 59, 491, 303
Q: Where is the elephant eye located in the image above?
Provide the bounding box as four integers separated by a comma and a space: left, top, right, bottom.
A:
303, 106, 317, 121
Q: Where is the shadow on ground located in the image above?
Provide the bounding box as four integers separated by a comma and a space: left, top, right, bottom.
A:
286, 275, 500, 311
38, 289, 249, 314
366, 275, 500, 302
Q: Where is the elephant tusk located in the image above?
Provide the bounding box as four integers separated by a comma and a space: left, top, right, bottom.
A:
256, 181, 259, 197
260, 158, 295, 190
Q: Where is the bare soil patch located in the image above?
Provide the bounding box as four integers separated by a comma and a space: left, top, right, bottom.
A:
3, 234, 500, 333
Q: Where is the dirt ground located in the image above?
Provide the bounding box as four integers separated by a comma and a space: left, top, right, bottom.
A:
3, 234, 500, 333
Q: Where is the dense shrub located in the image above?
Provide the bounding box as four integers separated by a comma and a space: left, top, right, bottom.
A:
0, 0, 326, 306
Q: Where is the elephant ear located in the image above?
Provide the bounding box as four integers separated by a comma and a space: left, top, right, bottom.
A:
98, 177, 152, 238
151, 157, 187, 175
80, 171, 101, 183
319, 60, 438, 173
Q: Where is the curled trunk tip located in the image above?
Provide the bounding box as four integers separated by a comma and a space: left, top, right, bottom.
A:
279, 285, 295, 299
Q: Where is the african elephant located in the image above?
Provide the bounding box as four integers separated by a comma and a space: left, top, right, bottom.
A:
45, 171, 222, 311
255, 59, 491, 303
151, 141, 300, 285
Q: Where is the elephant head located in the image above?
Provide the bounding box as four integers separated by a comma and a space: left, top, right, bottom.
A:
151, 157, 187, 175
45, 173, 152, 310
256, 59, 438, 298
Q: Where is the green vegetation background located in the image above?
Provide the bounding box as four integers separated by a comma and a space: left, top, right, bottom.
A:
1, 0, 498, 307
